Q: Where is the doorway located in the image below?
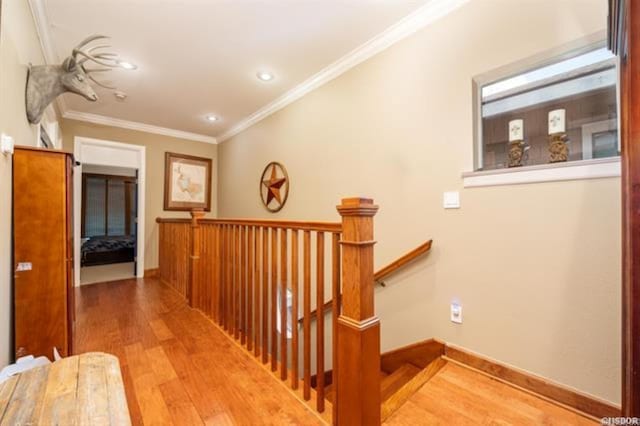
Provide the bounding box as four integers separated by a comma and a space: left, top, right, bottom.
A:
73, 137, 146, 287
80, 166, 138, 285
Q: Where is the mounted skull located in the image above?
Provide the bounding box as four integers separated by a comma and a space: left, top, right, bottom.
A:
26, 35, 123, 124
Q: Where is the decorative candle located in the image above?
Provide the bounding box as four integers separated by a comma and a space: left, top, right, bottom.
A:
509, 119, 524, 142
548, 109, 566, 134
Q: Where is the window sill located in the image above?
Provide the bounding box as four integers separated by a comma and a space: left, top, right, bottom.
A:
462, 157, 620, 188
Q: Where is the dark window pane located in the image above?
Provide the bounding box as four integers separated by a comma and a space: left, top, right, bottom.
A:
107, 179, 126, 236
84, 177, 106, 237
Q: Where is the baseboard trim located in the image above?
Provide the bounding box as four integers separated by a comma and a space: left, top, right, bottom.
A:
444, 344, 621, 419
381, 338, 444, 373
144, 268, 159, 278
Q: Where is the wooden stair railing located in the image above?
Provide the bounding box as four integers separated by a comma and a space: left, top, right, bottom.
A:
374, 240, 432, 285
300, 239, 433, 323
156, 197, 381, 425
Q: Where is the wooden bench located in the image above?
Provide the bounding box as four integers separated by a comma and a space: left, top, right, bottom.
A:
0, 352, 130, 425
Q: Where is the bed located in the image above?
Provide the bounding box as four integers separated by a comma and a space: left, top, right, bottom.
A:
81, 236, 135, 267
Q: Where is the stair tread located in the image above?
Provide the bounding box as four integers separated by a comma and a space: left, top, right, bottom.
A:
381, 357, 447, 421
381, 363, 421, 402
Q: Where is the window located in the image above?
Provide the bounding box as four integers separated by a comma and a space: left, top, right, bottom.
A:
82, 174, 137, 238
475, 46, 619, 172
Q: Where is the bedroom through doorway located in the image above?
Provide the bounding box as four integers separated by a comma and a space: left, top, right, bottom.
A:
73, 137, 146, 287
80, 165, 138, 285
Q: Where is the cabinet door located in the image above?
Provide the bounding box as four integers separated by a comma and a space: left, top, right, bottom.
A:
66, 155, 75, 354
13, 149, 69, 358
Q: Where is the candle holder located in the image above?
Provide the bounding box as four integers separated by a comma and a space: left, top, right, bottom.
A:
548, 133, 569, 163
508, 140, 528, 168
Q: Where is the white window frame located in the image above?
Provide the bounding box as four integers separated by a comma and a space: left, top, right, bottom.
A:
464, 31, 621, 188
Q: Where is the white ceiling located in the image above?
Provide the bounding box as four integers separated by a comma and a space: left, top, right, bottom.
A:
40, 0, 429, 141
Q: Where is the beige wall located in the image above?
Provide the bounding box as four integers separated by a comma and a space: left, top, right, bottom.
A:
61, 119, 218, 271
0, 0, 46, 367
218, 0, 621, 404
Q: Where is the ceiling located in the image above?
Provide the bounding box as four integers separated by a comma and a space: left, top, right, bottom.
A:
40, 0, 429, 142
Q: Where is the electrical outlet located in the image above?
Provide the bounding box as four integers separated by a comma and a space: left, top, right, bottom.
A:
443, 191, 460, 209
451, 303, 462, 324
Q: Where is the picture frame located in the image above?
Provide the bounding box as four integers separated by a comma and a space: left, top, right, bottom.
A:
163, 152, 212, 211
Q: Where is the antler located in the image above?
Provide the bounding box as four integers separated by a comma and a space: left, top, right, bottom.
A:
87, 74, 116, 90
73, 35, 121, 68
69, 34, 134, 93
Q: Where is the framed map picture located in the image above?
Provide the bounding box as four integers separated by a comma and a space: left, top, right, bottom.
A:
163, 152, 212, 211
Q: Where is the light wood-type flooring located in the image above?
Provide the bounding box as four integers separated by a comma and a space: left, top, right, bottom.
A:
74, 277, 322, 425
75, 277, 599, 425
384, 362, 598, 425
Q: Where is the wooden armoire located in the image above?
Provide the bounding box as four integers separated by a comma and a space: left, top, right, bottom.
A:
13, 147, 75, 359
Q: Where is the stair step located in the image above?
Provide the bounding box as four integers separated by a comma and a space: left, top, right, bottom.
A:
381, 363, 421, 402
381, 357, 447, 421
325, 384, 335, 403
324, 369, 399, 403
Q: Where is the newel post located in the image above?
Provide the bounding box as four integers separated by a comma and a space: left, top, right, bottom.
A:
335, 198, 380, 425
188, 209, 205, 307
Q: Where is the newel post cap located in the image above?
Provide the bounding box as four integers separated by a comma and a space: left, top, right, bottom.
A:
336, 197, 379, 217
190, 208, 205, 225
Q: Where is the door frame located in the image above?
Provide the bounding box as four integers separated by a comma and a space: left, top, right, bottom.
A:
611, 0, 640, 416
73, 137, 146, 286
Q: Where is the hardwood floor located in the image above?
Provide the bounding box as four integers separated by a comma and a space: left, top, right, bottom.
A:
73, 277, 323, 425
75, 277, 600, 425
384, 362, 598, 426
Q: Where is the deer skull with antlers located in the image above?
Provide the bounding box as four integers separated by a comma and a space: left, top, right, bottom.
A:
26, 35, 126, 124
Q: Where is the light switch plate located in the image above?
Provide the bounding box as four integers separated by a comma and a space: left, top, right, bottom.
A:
1, 134, 14, 155
443, 191, 460, 209
451, 303, 462, 324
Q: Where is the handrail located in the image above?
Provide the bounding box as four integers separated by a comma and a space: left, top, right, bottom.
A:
299, 239, 433, 323
156, 217, 342, 233
374, 240, 433, 283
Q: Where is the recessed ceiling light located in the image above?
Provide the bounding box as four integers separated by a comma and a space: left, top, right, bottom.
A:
256, 71, 274, 82
117, 60, 137, 70
205, 114, 219, 122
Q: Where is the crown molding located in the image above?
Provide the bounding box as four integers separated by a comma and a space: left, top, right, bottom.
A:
63, 111, 218, 144
217, 0, 470, 142
28, 0, 58, 64
30, 0, 467, 145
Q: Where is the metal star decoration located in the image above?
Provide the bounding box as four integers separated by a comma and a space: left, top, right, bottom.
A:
260, 162, 289, 212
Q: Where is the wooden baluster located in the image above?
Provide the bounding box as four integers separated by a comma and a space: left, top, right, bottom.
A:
205, 225, 216, 320
332, 231, 341, 424
241, 226, 247, 345
291, 229, 299, 390
247, 226, 254, 352
280, 228, 288, 381
271, 227, 278, 372
201, 225, 207, 313
254, 226, 260, 358
316, 231, 325, 412
215, 226, 219, 324
188, 215, 198, 307
234, 225, 240, 340
335, 198, 380, 425
220, 225, 229, 331
218, 226, 222, 326
225, 225, 233, 335
262, 227, 269, 364
303, 230, 311, 401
